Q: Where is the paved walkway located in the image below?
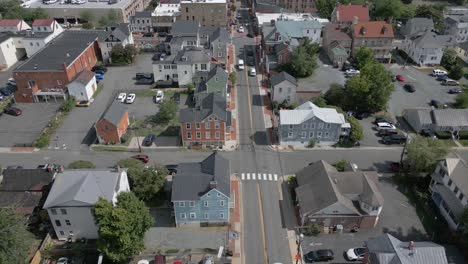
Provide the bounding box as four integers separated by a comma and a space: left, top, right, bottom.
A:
229, 176, 241, 263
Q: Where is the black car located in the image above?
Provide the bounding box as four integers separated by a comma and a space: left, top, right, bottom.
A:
165, 164, 178, 175
4, 106, 22, 116
0, 87, 13, 96
246, 33, 254, 38
152, 53, 162, 61
91, 65, 108, 73
136, 73, 154, 80
421, 129, 437, 138
381, 134, 407, 145
342, 63, 354, 72
403, 83, 415, 93
436, 75, 449, 81
430, 99, 447, 109
247, 56, 255, 66
304, 249, 334, 263
448, 88, 463, 94
246, 48, 254, 56
136, 78, 155, 85
142, 134, 155, 146
154, 80, 174, 89
355, 112, 370, 120
171, 92, 180, 104
378, 129, 398, 137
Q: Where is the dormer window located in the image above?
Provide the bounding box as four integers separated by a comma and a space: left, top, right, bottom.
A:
360, 27, 366, 35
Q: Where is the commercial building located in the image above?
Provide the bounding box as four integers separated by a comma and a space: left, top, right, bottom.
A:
153, 0, 180, 33
180, 0, 227, 27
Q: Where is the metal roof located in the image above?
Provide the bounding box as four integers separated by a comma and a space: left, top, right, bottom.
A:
101, 100, 128, 127
270, 71, 297, 87
280, 102, 348, 125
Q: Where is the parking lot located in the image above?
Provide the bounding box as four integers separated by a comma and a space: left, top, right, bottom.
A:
297, 54, 346, 93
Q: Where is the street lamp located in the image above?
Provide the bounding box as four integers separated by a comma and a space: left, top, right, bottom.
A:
296, 233, 304, 264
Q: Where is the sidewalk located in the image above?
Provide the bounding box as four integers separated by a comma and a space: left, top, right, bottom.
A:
229, 176, 242, 264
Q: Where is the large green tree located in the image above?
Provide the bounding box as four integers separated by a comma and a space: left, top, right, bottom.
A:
448, 64, 464, 80
0, 1, 48, 21
415, 4, 446, 31
324, 83, 346, 108
441, 48, 458, 71
0, 208, 34, 263
94, 192, 154, 262
282, 40, 319, 78
156, 100, 178, 124
354, 47, 376, 70
405, 136, 449, 173
346, 115, 363, 142
374, 0, 405, 19
455, 91, 468, 109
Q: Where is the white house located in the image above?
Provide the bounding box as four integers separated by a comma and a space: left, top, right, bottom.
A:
430, 157, 468, 230
402, 31, 456, 66
129, 11, 153, 33
0, 19, 30, 33
444, 15, 468, 42
456, 41, 468, 64
43, 169, 130, 241
67, 70, 97, 102
23, 19, 64, 58
153, 47, 211, 86
270, 71, 298, 103
0, 34, 23, 70
97, 23, 134, 63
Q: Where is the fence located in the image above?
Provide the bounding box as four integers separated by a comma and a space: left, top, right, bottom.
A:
30, 233, 52, 264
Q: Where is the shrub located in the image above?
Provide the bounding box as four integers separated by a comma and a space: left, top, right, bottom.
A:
303, 224, 322, 236
307, 139, 316, 148
61, 96, 75, 113
435, 131, 452, 139
459, 131, 468, 139
67, 160, 96, 169
333, 159, 348, 172
120, 132, 131, 143
36, 135, 49, 148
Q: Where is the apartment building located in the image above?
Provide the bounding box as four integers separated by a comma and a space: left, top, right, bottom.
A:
180, 0, 227, 27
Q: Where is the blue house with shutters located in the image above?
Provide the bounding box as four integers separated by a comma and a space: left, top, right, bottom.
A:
172, 152, 231, 227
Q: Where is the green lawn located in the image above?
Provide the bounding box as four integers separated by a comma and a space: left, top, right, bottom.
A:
460, 140, 468, 146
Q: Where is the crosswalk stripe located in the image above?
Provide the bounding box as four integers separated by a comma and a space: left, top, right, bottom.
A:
268, 174, 272, 181
241, 173, 245, 180
252, 173, 256, 180
247, 173, 250, 180
239, 173, 280, 181
274, 174, 278, 181
263, 174, 267, 180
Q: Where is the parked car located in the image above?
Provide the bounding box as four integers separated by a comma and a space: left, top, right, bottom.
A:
95, 73, 104, 81
396, 75, 405, 82
91, 65, 108, 73
342, 63, 354, 72
442, 79, 459, 86
376, 122, 396, 131
4, 106, 22, 116
432, 69, 447, 76
155, 90, 164, 103
117, 93, 127, 103
7, 78, 16, 86
142, 134, 155, 146
304, 249, 334, 263
382, 134, 407, 145
132, 154, 150, 164
238, 26, 244, 33
448, 88, 463, 94
238, 59, 245, 70
166, 164, 178, 174
136, 73, 153, 80
374, 117, 392, 125
378, 129, 398, 137
346, 247, 366, 261
403, 83, 415, 93
390, 162, 401, 172
247, 56, 255, 66
436, 75, 449, 81
249, 68, 256, 76
0, 87, 13, 96
57, 257, 69, 264
171, 92, 180, 104
154, 80, 174, 88
75, 100, 91, 107
354, 112, 370, 120
136, 78, 154, 85
345, 69, 360, 76
430, 99, 447, 109
125, 93, 136, 104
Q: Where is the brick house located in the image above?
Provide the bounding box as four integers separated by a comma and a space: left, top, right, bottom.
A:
95, 101, 129, 144
330, 4, 370, 25
12, 30, 101, 103
351, 20, 394, 63
179, 93, 231, 148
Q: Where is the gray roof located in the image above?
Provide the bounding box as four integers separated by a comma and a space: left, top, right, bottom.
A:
0, 169, 55, 191
210, 27, 229, 42
104, 23, 131, 42
14, 30, 99, 71
270, 71, 297, 87
179, 92, 230, 125
71, 70, 95, 86
171, 152, 230, 201
405, 108, 433, 126
43, 170, 124, 208
295, 160, 383, 216
443, 157, 468, 196
459, 41, 468, 52
366, 233, 448, 264
403, 17, 434, 36
155, 47, 211, 65
132, 11, 153, 18
100, 100, 128, 127
410, 31, 456, 48
432, 109, 468, 127
171, 21, 199, 36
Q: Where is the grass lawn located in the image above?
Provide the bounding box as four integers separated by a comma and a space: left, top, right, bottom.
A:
131, 117, 180, 137
438, 139, 457, 147
459, 139, 468, 146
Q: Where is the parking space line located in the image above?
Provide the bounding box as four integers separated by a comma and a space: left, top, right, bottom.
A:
252, 173, 256, 180
241, 173, 245, 180
247, 173, 250, 180
268, 174, 272, 181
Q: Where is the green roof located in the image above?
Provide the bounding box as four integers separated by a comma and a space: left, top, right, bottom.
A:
331, 47, 348, 56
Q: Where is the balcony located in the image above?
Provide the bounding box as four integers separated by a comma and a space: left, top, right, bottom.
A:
33, 87, 67, 103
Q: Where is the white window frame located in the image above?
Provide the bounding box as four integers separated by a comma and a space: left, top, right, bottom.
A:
186, 123, 191, 129
326, 123, 331, 129
205, 122, 210, 129
301, 131, 307, 138
195, 122, 201, 129
189, 201, 195, 207
189, 213, 196, 219
61, 209, 67, 215
309, 131, 314, 138
187, 132, 192, 139
317, 132, 322, 138
206, 131, 211, 139
204, 201, 209, 207
219, 200, 225, 206
220, 213, 225, 219
318, 123, 324, 129
288, 132, 293, 138
179, 201, 185, 207
204, 213, 209, 219
180, 213, 186, 219
302, 123, 308, 129
215, 121, 220, 129
288, 125, 293, 130
215, 131, 220, 139
324, 132, 329, 138
65, 220, 71, 226
310, 123, 316, 129
217, 192, 221, 197
196, 131, 201, 139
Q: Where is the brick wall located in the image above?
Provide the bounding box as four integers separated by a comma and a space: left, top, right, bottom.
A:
181, 120, 226, 145
117, 112, 129, 139
96, 119, 121, 144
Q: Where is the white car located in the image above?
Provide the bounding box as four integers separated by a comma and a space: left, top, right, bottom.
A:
126, 93, 136, 104
155, 90, 164, 103
117, 93, 127, 103
137, 260, 149, 264
345, 69, 360, 76
346, 247, 366, 261
238, 59, 245, 70
376, 122, 396, 130
238, 26, 244, 33
57, 257, 69, 264
249, 68, 256, 76
7, 78, 16, 86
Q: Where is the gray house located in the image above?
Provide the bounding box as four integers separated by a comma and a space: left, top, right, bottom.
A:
129, 11, 153, 33
365, 233, 448, 264
279, 102, 350, 146
270, 71, 297, 103
172, 152, 231, 227
401, 17, 434, 37
193, 66, 228, 99
404, 108, 468, 133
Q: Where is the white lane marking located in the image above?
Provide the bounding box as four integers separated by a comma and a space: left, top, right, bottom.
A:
252, 173, 256, 180
241, 173, 245, 180
274, 174, 278, 181
263, 174, 267, 180
247, 173, 250, 180
268, 174, 273, 181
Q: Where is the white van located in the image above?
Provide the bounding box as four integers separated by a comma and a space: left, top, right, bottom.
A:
249, 68, 256, 76
238, 59, 245, 70
432, 69, 447, 76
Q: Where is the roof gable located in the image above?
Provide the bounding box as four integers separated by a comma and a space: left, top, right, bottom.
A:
353, 21, 394, 38
335, 5, 370, 22
270, 71, 297, 87
0, 169, 55, 191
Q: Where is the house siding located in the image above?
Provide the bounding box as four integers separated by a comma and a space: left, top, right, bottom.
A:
180, 2, 227, 27
67, 76, 97, 101
48, 207, 99, 241
181, 117, 227, 147
279, 118, 343, 146
95, 112, 129, 144
271, 79, 297, 103
352, 37, 393, 61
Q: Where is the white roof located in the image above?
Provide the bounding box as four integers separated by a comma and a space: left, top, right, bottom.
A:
154, 3, 181, 16
256, 12, 329, 25
181, 0, 226, 3
280, 102, 348, 125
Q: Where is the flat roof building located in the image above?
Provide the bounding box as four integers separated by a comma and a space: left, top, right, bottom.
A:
180, 0, 227, 27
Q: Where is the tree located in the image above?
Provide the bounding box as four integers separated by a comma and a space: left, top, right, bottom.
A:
354, 47, 376, 70
374, 0, 405, 19
455, 91, 468, 109
117, 159, 168, 202
186, 83, 195, 94
124, 44, 138, 60
333, 159, 348, 172
230, 4, 236, 12
324, 83, 346, 108
448, 64, 464, 80
405, 136, 449, 173
0, 208, 34, 263
156, 100, 178, 124
312, 96, 327, 107
0, 1, 48, 21
111, 44, 136, 64
307, 139, 316, 148
283, 40, 318, 78
68, 160, 96, 169
441, 48, 458, 71
415, 4, 445, 32
346, 115, 363, 142
94, 192, 154, 262
229, 72, 237, 85
401, 0, 412, 3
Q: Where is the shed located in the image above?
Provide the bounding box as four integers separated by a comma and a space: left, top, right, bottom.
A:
67, 70, 97, 101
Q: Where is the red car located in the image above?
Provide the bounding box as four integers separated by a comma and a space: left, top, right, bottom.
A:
396, 75, 405, 82
4, 106, 22, 116
390, 162, 401, 172
132, 154, 149, 164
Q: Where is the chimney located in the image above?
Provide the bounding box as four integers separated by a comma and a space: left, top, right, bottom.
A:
336, 10, 339, 21
275, 32, 280, 40
352, 16, 358, 25
209, 180, 217, 189
408, 241, 415, 250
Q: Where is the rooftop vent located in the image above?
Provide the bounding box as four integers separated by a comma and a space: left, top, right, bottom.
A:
66, 53, 70, 57
33, 64, 38, 70
381, 26, 388, 34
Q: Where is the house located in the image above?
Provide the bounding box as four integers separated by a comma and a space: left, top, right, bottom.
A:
24, 19, 64, 58
351, 20, 394, 62
67, 70, 98, 102
153, 0, 181, 33
403, 108, 468, 133
179, 92, 231, 148
364, 233, 448, 264
322, 24, 352, 68
270, 71, 297, 103
172, 152, 231, 227
180, 0, 227, 27
401, 17, 434, 37
43, 169, 130, 241
429, 156, 468, 231
13, 30, 101, 103
454, 40, 468, 64
444, 15, 468, 42
153, 47, 212, 86
402, 31, 456, 66
194, 66, 228, 99
97, 23, 134, 63
279, 102, 350, 146
95, 101, 129, 144
295, 160, 384, 230
0, 168, 56, 215
130, 11, 153, 33
0, 19, 30, 32
202, 27, 229, 67
331, 4, 370, 25
0, 33, 23, 71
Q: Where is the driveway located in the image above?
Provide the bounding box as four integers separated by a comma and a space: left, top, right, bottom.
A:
297, 53, 346, 93
53, 53, 154, 150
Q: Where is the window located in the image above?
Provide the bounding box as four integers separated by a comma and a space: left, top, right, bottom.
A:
215, 131, 220, 139
318, 123, 324, 129
51, 209, 57, 215
180, 213, 186, 219
204, 201, 209, 207
217, 192, 221, 197
201, 64, 207, 70
219, 213, 225, 219
218, 52, 222, 57
301, 131, 306, 138
36, 42, 39, 46
189, 201, 195, 207
310, 123, 315, 129
6, 44, 8, 48
455, 186, 459, 193
325, 124, 331, 129
185, 7, 188, 12
27, 80, 36, 88
164, 65, 171, 69
317, 132, 322, 138
309, 131, 314, 138
306, 29, 309, 33
207, 193, 211, 197
205, 122, 211, 129
214, 122, 220, 129
184, 71, 188, 74
173, 74, 178, 78
288, 125, 293, 130
459, 193, 464, 201
186, 16, 189, 20
279, 87, 283, 93
30, 42, 33, 46
43, 27, 46, 31
187, 132, 192, 139
204, 213, 209, 219
324, 132, 329, 138
190, 213, 196, 219
195, 64, 198, 70
205, 131, 211, 139
55, 220, 61, 227
448, 179, 453, 187
192, 16, 195, 20
288, 132, 293, 138
65, 220, 71, 226
104, 125, 109, 130
195, 123, 201, 129
59, 231, 65, 236
61, 209, 67, 215
186, 123, 191, 129
196, 131, 201, 139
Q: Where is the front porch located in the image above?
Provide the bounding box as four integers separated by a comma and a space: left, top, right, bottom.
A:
33, 88, 67, 103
